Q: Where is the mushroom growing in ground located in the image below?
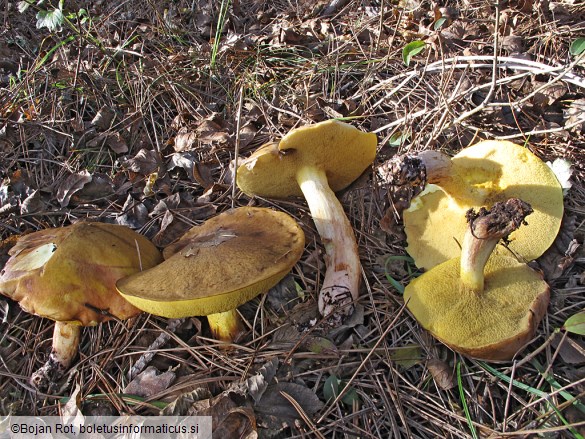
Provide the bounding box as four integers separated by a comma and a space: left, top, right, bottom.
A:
117, 207, 305, 342
404, 198, 550, 361
236, 120, 377, 326
380, 140, 564, 270
0, 222, 163, 390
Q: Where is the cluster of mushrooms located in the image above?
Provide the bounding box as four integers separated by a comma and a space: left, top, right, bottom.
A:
389, 139, 564, 360
0, 120, 565, 391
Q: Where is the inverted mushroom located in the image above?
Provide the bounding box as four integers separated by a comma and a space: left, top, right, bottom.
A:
117, 207, 305, 342
0, 222, 163, 390
382, 140, 564, 269
236, 120, 377, 326
404, 199, 550, 361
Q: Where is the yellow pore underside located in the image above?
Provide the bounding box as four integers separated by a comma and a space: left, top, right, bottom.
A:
404, 255, 549, 359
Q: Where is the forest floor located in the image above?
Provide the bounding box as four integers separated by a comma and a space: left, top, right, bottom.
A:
1, 0, 585, 437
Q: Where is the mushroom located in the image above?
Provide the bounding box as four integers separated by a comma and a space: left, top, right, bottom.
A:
0, 222, 163, 390
116, 207, 305, 342
236, 120, 377, 325
404, 198, 550, 361
382, 140, 564, 269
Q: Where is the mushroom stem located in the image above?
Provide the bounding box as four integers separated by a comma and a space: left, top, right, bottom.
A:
207, 309, 245, 342
296, 166, 360, 324
30, 321, 81, 390
460, 198, 534, 293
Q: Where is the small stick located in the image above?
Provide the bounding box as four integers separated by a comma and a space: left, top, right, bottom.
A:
231, 85, 245, 209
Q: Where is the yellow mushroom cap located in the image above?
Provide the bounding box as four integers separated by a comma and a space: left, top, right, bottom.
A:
404, 140, 564, 269
116, 207, 305, 318
404, 254, 550, 361
0, 222, 163, 326
236, 120, 378, 198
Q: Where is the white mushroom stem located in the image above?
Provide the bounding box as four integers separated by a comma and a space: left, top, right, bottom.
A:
460, 198, 533, 293
30, 321, 81, 390
296, 166, 360, 324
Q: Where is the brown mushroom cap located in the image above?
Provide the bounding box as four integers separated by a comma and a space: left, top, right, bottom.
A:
404, 254, 550, 361
116, 207, 305, 318
0, 222, 163, 326
236, 119, 378, 198
404, 140, 564, 269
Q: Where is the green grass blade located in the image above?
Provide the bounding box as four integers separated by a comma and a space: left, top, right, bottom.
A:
210, 0, 231, 69
457, 361, 479, 439
481, 361, 585, 436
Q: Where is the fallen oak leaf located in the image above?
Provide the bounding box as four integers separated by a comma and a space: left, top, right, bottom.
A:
124, 366, 176, 398
123, 148, 161, 175
56, 170, 92, 207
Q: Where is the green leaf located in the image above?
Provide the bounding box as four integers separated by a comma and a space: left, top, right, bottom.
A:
433, 17, 447, 31
388, 345, 423, 369
304, 336, 338, 355
36, 5, 64, 32
402, 40, 426, 66
388, 130, 411, 146
17, 0, 34, 13
323, 375, 339, 403
323, 375, 360, 406
570, 38, 585, 57
563, 311, 585, 335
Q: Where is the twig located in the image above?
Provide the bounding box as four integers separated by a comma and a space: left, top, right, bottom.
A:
280, 390, 327, 439
231, 85, 245, 208
450, 2, 500, 126
370, 54, 585, 135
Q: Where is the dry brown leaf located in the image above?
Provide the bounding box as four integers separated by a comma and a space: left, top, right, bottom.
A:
151, 202, 217, 248
173, 129, 198, 152
56, 170, 92, 207
161, 388, 213, 416
123, 148, 160, 175
72, 173, 115, 203
564, 98, 585, 133
427, 359, 455, 390
61, 383, 84, 423
116, 194, 148, 229
254, 382, 324, 430
124, 366, 176, 397
91, 106, 116, 130
266, 275, 301, 313
213, 408, 258, 439
551, 332, 585, 365
534, 215, 579, 280
238, 122, 258, 150
105, 132, 128, 154
246, 358, 279, 403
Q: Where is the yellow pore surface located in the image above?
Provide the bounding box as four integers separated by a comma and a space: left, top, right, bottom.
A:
404, 141, 564, 270
404, 255, 549, 360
